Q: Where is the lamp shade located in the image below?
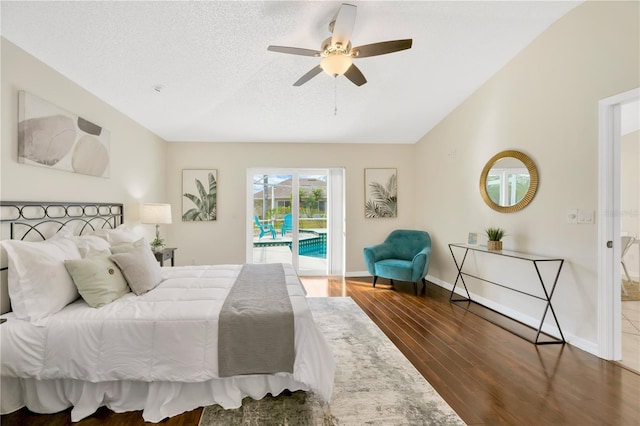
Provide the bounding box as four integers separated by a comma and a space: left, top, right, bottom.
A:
142, 203, 172, 224
320, 53, 352, 76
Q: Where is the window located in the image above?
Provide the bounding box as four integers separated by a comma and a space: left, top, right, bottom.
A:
487, 168, 530, 207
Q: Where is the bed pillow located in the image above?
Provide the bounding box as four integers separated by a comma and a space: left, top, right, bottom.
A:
47, 225, 115, 257
109, 238, 147, 254
89, 224, 139, 245
74, 235, 112, 257
110, 245, 162, 295
64, 252, 130, 308
1, 238, 81, 324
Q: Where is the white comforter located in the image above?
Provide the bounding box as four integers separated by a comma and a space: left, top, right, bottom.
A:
1, 264, 335, 420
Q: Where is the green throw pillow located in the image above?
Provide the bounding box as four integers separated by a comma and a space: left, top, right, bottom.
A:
64, 254, 130, 308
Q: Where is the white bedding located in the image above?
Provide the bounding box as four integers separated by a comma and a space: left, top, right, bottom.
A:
0, 264, 335, 422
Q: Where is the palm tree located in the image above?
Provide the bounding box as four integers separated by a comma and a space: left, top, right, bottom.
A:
183, 172, 217, 221
365, 173, 397, 218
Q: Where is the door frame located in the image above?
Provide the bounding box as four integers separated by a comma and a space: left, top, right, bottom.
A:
246, 168, 345, 276
597, 87, 640, 359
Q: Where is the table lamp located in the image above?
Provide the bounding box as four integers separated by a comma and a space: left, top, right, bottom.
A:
142, 203, 172, 251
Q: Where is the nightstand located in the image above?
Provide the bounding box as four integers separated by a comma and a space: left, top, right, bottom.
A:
153, 247, 177, 267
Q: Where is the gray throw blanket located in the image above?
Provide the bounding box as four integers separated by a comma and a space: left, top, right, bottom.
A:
218, 263, 295, 377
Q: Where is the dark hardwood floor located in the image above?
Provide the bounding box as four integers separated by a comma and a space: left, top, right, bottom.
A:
2, 277, 639, 425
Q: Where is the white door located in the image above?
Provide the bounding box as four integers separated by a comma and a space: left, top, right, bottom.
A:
598, 88, 640, 360
246, 168, 344, 276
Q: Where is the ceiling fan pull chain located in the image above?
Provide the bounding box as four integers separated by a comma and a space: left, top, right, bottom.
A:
334, 76, 338, 116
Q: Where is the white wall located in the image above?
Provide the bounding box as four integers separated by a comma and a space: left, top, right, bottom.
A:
164, 142, 416, 272
414, 1, 639, 351
0, 38, 168, 312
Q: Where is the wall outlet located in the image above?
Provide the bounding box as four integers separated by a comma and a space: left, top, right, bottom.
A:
567, 209, 578, 224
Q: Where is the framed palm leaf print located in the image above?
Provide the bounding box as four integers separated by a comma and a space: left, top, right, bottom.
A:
182, 169, 217, 221
364, 168, 397, 218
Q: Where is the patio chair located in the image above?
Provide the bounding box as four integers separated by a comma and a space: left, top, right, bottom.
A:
281, 213, 293, 236
254, 216, 276, 239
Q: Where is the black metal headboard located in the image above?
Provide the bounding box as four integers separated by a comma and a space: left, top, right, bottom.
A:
0, 201, 124, 241
0, 201, 124, 314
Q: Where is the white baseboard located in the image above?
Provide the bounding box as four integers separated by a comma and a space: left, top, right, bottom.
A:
345, 271, 370, 278
426, 274, 599, 357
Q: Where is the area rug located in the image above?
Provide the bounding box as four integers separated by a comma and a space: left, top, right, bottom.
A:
199, 297, 466, 426
622, 279, 640, 301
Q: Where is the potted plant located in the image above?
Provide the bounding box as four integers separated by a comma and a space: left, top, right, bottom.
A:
150, 236, 166, 252
485, 227, 505, 251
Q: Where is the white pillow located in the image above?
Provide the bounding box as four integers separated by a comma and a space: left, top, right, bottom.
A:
74, 235, 112, 257
47, 225, 112, 257
89, 224, 139, 245
110, 245, 162, 295
65, 252, 130, 308
109, 238, 147, 254
49, 225, 75, 240
1, 238, 81, 325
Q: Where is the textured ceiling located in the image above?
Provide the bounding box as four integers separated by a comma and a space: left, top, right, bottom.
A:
1, 1, 582, 144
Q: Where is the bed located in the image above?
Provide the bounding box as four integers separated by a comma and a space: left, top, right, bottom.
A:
0, 201, 335, 422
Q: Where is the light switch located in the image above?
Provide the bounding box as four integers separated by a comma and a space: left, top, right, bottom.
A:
578, 209, 595, 224
567, 209, 578, 224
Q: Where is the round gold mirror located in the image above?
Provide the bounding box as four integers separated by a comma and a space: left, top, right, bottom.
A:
479, 150, 538, 213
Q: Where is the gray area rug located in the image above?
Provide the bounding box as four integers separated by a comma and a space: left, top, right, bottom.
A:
199, 297, 466, 426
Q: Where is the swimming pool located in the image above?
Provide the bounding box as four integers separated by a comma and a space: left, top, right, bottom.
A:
298, 234, 327, 258
254, 230, 327, 259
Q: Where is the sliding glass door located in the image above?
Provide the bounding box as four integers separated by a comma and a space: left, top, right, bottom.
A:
247, 168, 344, 276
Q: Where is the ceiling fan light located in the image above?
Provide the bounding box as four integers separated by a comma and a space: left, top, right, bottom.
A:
320, 54, 353, 76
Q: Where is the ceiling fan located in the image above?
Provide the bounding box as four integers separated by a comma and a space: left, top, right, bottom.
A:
267, 3, 412, 87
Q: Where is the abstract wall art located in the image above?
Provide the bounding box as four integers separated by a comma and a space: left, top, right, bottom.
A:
18, 91, 111, 178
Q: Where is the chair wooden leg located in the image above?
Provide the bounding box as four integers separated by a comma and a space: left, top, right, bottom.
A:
390, 279, 395, 289
413, 282, 417, 295
421, 278, 427, 292
372, 276, 378, 288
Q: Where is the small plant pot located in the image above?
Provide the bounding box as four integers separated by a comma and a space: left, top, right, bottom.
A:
487, 240, 502, 251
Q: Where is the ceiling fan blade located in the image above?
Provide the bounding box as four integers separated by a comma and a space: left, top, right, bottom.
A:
293, 65, 323, 86
331, 4, 357, 48
351, 39, 413, 58
344, 64, 367, 86
267, 45, 321, 57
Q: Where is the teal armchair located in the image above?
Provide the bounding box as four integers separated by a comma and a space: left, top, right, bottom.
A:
363, 229, 432, 295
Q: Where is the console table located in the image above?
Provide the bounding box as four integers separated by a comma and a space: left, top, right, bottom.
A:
448, 243, 565, 345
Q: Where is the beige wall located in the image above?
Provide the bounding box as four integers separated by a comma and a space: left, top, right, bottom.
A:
414, 1, 639, 350
164, 142, 416, 271
1, 38, 167, 312
1, 38, 167, 218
